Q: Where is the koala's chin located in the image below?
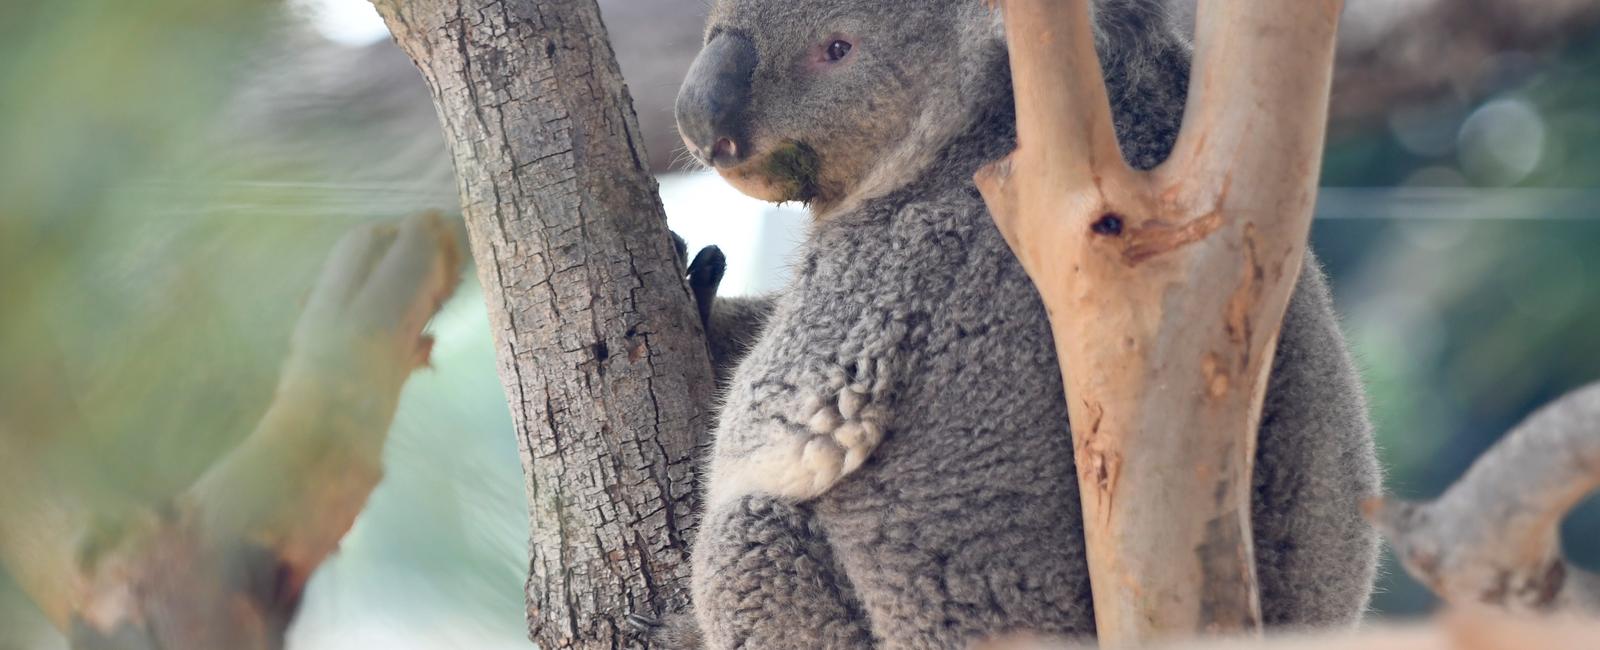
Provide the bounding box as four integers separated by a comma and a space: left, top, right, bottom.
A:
716, 140, 830, 207
718, 163, 804, 204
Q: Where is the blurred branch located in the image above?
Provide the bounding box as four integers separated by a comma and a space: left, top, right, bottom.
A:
979, 612, 1600, 649
1329, 0, 1600, 131
1368, 382, 1600, 613
0, 213, 462, 648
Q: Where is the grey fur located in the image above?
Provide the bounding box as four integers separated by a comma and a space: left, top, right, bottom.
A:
677, 0, 1380, 648
705, 297, 777, 385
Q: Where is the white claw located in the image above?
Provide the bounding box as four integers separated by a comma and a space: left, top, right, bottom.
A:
825, 366, 850, 389
842, 447, 870, 475
859, 419, 885, 448
801, 438, 844, 487
799, 390, 826, 417
838, 388, 868, 420
834, 421, 868, 449
808, 405, 843, 435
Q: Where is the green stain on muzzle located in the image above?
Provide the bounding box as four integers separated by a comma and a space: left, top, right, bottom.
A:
763, 141, 822, 203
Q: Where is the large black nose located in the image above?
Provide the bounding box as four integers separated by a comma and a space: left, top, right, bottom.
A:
676, 32, 758, 168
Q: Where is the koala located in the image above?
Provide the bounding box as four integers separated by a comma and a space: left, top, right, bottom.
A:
667, 0, 1381, 648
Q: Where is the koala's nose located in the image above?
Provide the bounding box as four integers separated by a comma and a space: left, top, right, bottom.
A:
676, 32, 758, 168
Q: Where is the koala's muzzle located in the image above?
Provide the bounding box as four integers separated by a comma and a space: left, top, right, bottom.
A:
676, 32, 758, 169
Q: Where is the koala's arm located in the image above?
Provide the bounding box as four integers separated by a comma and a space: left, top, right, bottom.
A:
705, 295, 775, 384
682, 240, 878, 506
678, 240, 776, 383
1251, 253, 1382, 627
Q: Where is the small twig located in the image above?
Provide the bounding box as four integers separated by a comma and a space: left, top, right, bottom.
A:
1367, 382, 1600, 613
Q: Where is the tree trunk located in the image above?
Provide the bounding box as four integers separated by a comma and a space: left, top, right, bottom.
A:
976, 0, 1342, 644
371, 2, 717, 648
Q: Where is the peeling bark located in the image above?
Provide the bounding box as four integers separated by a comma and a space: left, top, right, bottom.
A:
371, 1, 717, 648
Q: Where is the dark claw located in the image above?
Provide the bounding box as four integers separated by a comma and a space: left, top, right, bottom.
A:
687, 245, 726, 330
687, 246, 726, 289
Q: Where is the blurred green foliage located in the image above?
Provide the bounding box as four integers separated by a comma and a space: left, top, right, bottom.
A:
0, 2, 527, 646
1314, 37, 1600, 616
0, 0, 295, 501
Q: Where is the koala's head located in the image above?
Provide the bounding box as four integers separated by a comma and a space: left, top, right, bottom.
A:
675, 0, 1006, 215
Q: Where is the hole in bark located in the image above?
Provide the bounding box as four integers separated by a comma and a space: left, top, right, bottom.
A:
1092, 213, 1125, 237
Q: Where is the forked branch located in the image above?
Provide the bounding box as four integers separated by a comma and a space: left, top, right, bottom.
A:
976, 0, 1343, 643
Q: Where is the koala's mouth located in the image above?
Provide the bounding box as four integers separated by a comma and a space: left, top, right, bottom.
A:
716, 140, 824, 205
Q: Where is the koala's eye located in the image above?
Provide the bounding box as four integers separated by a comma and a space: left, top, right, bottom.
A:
826, 40, 853, 62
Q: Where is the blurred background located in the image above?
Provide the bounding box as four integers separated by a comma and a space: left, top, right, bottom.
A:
0, 0, 1596, 647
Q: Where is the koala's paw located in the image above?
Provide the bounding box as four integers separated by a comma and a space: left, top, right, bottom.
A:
710, 360, 890, 504
671, 232, 726, 332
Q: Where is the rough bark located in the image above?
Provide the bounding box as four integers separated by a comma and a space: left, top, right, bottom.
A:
0, 212, 462, 648
975, 0, 1342, 643
1367, 382, 1600, 613
370, 2, 717, 648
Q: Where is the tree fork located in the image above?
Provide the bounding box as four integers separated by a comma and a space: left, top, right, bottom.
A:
372, 1, 718, 647
976, 0, 1343, 643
